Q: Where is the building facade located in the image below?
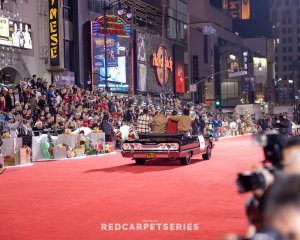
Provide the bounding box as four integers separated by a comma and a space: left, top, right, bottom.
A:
189, 0, 275, 110
0, 0, 50, 83
270, 0, 300, 106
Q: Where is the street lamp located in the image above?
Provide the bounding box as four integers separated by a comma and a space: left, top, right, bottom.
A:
101, 0, 132, 92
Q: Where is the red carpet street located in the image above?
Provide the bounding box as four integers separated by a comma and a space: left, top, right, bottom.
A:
0, 136, 263, 240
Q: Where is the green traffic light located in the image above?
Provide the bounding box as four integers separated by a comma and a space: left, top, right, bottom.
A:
215, 101, 221, 106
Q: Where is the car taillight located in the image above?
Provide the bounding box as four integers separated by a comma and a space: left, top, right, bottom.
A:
133, 143, 142, 150
169, 143, 179, 150
122, 143, 131, 150
158, 143, 168, 150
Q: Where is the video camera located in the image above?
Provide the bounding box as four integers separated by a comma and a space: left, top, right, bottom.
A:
236, 133, 288, 193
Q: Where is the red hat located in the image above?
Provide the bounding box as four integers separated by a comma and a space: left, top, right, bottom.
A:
79, 130, 85, 135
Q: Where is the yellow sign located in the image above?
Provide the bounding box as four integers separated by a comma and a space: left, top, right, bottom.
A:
241, 0, 250, 20
49, 0, 60, 67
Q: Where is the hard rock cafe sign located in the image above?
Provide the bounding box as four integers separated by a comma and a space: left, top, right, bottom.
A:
152, 46, 173, 86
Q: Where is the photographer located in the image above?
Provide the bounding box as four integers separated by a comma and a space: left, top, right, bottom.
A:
282, 135, 300, 173
276, 113, 292, 136
260, 175, 300, 240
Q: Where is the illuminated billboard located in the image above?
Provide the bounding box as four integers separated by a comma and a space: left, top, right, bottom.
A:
0, 17, 33, 49
99, 56, 128, 92
223, 0, 250, 19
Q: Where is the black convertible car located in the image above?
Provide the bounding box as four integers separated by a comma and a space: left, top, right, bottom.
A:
121, 133, 214, 165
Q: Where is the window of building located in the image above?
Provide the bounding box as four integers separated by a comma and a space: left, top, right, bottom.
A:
63, 0, 73, 21
283, 47, 287, 52
289, 56, 293, 61
288, 37, 293, 43
288, 28, 292, 33
288, 18, 292, 24
221, 81, 240, 99
88, 0, 103, 14
282, 28, 287, 34
288, 46, 293, 52
64, 40, 74, 71
283, 65, 288, 71
166, 0, 188, 43
283, 38, 287, 43
283, 56, 287, 61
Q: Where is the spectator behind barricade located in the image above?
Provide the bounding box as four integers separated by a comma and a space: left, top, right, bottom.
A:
0, 95, 5, 111
4, 115, 22, 138
170, 108, 192, 134
166, 110, 178, 134
32, 121, 44, 136
150, 110, 168, 133
101, 114, 113, 142
4, 88, 15, 112
31, 75, 37, 87
137, 108, 152, 134
212, 115, 222, 141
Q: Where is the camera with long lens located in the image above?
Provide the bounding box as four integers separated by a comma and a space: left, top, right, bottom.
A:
237, 172, 266, 194
236, 134, 287, 194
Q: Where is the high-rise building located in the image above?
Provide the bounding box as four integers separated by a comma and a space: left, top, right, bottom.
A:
270, 0, 300, 106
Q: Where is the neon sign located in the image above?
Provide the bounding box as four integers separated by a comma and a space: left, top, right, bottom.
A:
49, 0, 60, 67
95, 15, 128, 36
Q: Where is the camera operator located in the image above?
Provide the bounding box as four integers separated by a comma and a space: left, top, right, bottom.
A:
276, 113, 292, 136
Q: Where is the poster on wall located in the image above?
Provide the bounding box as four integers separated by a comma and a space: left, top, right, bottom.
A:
0, 17, 33, 49
138, 63, 147, 92
173, 45, 185, 93
137, 32, 147, 62
92, 35, 118, 69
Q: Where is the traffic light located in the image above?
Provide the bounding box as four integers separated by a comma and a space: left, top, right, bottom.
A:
215, 100, 221, 108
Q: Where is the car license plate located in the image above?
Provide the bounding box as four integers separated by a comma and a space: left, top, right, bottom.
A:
146, 153, 156, 158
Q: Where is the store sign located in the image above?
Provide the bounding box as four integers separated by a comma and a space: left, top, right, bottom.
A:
53, 71, 75, 86
0, 17, 33, 49
49, 0, 60, 67
94, 15, 130, 36
241, 0, 250, 20
152, 46, 173, 86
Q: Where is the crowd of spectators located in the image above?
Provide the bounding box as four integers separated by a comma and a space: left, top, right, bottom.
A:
0, 75, 258, 144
